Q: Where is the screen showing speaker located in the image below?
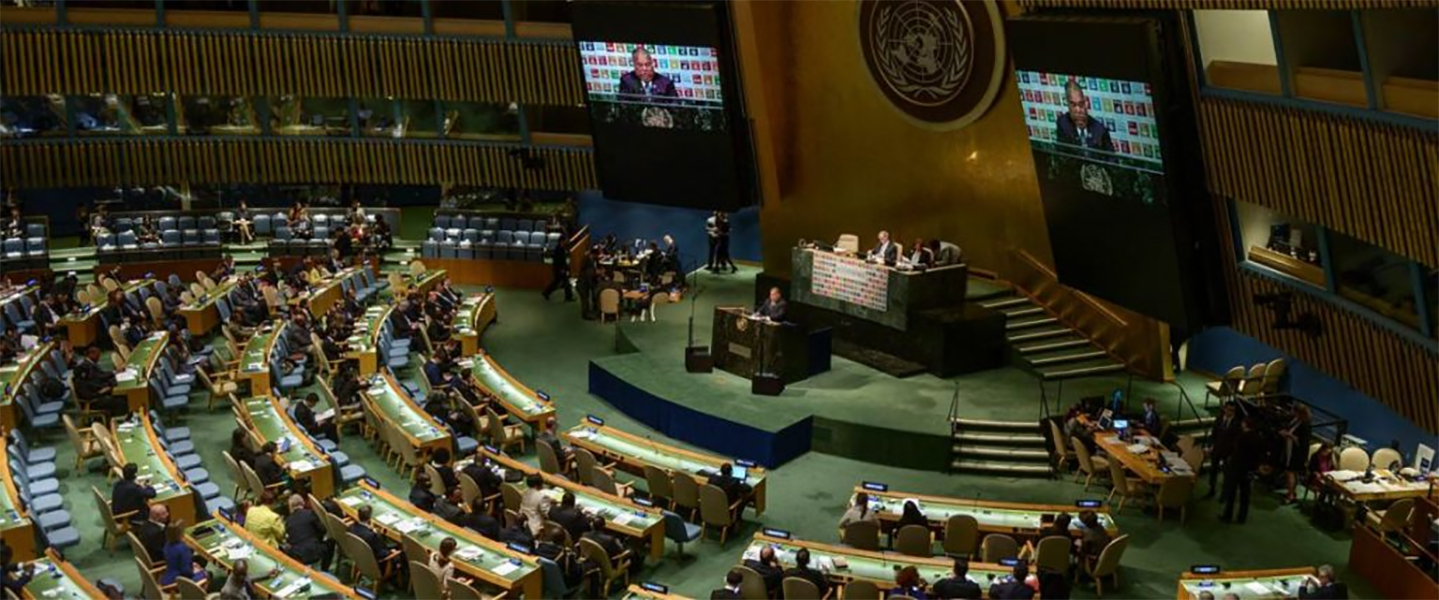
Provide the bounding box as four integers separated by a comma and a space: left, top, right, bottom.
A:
1009, 17, 1199, 328
571, 1, 752, 211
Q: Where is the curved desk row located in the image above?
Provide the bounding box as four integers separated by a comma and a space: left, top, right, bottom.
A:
334, 479, 543, 599
0, 341, 55, 431
17, 550, 109, 599
743, 532, 1013, 589
185, 516, 362, 600
856, 485, 1119, 539
566, 420, 769, 514
61, 277, 154, 346
362, 370, 451, 457
111, 412, 197, 526
475, 446, 667, 559
236, 396, 336, 499
1176, 567, 1317, 600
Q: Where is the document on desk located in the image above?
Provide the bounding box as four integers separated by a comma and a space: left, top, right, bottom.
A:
611, 512, 634, 526
491, 561, 521, 576
1244, 582, 1272, 595
375, 512, 401, 526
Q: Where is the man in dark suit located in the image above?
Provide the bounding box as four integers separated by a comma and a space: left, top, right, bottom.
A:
756, 287, 787, 322
32, 294, 62, 338
617, 47, 678, 102
111, 463, 156, 525
134, 504, 170, 564
74, 345, 125, 416
348, 505, 400, 568
710, 570, 744, 600
988, 562, 1035, 600
294, 393, 337, 442
461, 498, 501, 540
1055, 79, 1114, 152
542, 236, 574, 302
1298, 564, 1348, 599
433, 487, 465, 525
868, 231, 898, 266
461, 460, 503, 499
708, 463, 752, 506
781, 548, 829, 598
254, 441, 286, 487
548, 492, 591, 541
1205, 401, 1241, 497
284, 495, 331, 570
743, 545, 784, 595
932, 558, 983, 599
1220, 417, 1265, 524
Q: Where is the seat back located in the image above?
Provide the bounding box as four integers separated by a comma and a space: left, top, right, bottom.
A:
501, 482, 523, 512
1381, 498, 1416, 531
449, 577, 485, 600
573, 447, 602, 485
1072, 437, 1097, 474
598, 288, 621, 316
423, 463, 447, 496
176, 577, 208, 600
980, 533, 1018, 563
836, 234, 860, 254
941, 514, 978, 556
895, 524, 933, 557
590, 468, 622, 496
1107, 460, 1131, 496
1091, 534, 1130, 578
735, 565, 768, 600
1156, 476, 1196, 510
1371, 447, 1403, 470
1338, 447, 1370, 471
699, 483, 733, 527
127, 531, 157, 567
1049, 420, 1072, 461
671, 471, 699, 512
135, 557, 166, 600
403, 536, 430, 567
644, 465, 673, 502
1261, 358, 1286, 393
93, 485, 129, 537
343, 532, 384, 583
843, 580, 880, 600
1035, 535, 1071, 573
458, 472, 483, 507
537, 441, 562, 475
784, 577, 821, 600
1180, 446, 1205, 476
578, 537, 616, 580
841, 520, 880, 551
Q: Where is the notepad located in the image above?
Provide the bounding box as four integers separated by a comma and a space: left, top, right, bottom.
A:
275, 577, 311, 597
396, 518, 425, 534
340, 496, 364, 507
316, 408, 336, 422
611, 512, 634, 526
226, 545, 253, 561
491, 561, 521, 576
116, 371, 136, 383
375, 513, 401, 526
456, 547, 482, 561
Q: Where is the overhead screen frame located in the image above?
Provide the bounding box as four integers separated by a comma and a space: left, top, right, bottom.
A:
570, 0, 756, 211
1008, 14, 1222, 333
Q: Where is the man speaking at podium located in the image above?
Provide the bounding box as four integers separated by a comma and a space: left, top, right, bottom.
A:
755, 287, 787, 322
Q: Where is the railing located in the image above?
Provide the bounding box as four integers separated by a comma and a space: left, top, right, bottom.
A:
1007, 249, 1172, 380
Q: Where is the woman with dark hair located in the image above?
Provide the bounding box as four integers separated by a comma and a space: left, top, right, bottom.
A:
897, 499, 928, 530
230, 428, 256, 467
161, 521, 209, 586
889, 566, 929, 599
838, 491, 878, 529
429, 537, 458, 598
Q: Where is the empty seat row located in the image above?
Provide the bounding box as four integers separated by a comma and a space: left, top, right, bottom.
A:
2, 237, 45, 258
434, 215, 550, 233
420, 235, 553, 262
112, 216, 218, 233
428, 228, 560, 248
96, 229, 223, 251
11, 223, 47, 238
6, 429, 81, 550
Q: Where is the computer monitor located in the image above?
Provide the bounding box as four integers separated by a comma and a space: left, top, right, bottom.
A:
731, 465, 748, 480
1098, 409, 1114, 430
1113, 419, 1129, 431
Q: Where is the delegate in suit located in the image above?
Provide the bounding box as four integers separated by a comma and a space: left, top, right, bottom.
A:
618, 47, 678, 102
755, 287, 787, 322
1055, 78, 1114, 152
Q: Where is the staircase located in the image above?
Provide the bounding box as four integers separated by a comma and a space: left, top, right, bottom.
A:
949, 418, 1052, 476
978, 291, 1129, 381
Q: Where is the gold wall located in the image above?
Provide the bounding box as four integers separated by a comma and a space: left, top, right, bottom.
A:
735, 1, 1053, 278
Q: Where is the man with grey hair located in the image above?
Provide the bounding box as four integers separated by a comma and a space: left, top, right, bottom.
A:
869, 230, 898, 266
1299, 564, 1347, 599
619, 46, 677, 100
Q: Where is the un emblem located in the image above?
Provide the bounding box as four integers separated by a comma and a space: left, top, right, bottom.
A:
858, 0, 1006, 130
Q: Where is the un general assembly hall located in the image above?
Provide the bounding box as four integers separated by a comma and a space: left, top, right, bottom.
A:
0, 0, 1435, 598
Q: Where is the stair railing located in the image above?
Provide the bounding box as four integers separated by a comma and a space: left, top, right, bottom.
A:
1168, 380, 1204, 424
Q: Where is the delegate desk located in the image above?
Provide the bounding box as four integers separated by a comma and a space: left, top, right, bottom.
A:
1322, 469, 1437, 505
789, 246, 968, 331
710, 307, 830, 385
62, 277, 153, 346
112, 413, 197, 526
18, 550, 109, 600
0, 438, 37, 562
294, 267, 364, 317
743, 533, 1011, 590
362, 371, 451, 456
464, 352, 554, 430
1177, 567, 1316, 599
566, 420, 768, 514
238, 396, 335, 499
114, 331, 170, 412
410, 269, 447, 296
335, 480, 543, 599
1093, 431, 1193, 485
346, 305, 392, 377
185, 517, 361, 599
476, 447, 667, 559
178, 277, 237, 336
240, 321, 286, 394
625, 583, 691, 600
453, 292, 497, 357
859, 486, 1119, 539
0, 341, 54, 430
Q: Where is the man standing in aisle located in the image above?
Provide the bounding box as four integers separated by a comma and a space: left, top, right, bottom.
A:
1219, 417, 1263, 524
705, 211, 720, 272
542, 235, 574, 302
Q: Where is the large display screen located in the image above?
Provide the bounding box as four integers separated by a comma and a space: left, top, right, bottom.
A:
571, 1, 752, 211
577, 41, 727, 132
1009, 17, 1201, 328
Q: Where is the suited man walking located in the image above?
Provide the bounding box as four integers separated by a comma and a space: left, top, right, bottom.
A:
1205, 401, 1242, 497
542, 234, 574, 302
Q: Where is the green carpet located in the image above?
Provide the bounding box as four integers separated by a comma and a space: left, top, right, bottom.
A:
28, 266, 1375, 599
